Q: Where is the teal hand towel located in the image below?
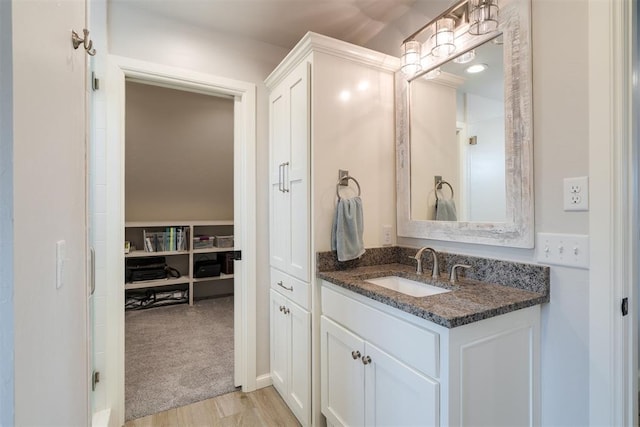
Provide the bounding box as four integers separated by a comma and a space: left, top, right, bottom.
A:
331, 197, 365, 262
435, 199, 457, 221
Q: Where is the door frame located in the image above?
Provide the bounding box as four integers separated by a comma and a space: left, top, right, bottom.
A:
105, 55, 257, 425
587, 0, 636, 424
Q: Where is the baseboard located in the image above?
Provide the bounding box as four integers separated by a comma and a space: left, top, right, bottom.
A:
91, 408, 111, 427
256, 373, 272, 389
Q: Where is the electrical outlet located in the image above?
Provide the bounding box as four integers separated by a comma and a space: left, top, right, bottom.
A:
563, 176, 589, 211
381, 225, 393, 246
536, 233, 589, 269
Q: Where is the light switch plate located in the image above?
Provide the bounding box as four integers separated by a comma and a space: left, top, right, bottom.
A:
536, 233, 589, 269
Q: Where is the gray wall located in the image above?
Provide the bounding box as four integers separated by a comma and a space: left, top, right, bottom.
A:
125, 82, 234, 222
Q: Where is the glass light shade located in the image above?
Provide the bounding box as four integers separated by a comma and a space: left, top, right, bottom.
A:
430, 17, 456, 57
453, 49, 476, 64
401, 40, 422, 76
469, 0, 499, 35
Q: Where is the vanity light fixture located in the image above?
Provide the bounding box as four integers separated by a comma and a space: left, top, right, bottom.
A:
466, 63, 488, 73
468, 0, 499, 35
399, 0, 500, 80
430, 17, 456, 57
453, 49, 476, 64
401, 40, 422, 76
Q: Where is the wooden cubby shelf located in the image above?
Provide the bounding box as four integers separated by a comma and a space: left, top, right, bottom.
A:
124, 220, 234, 305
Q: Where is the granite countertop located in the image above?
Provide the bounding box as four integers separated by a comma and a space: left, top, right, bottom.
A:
318, 262, 549, 328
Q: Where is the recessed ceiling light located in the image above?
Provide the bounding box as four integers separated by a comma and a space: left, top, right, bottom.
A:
466, 63, 488, 74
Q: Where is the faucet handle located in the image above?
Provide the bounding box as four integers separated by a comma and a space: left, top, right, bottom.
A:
450, 264, 471, 284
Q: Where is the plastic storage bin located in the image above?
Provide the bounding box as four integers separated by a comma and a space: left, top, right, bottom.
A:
215, 235, 234, 248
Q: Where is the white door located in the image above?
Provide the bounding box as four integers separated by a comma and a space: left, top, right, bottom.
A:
364, 342, 439, 427
321, 316, 365, 427
10, 0, 89, 424
270, 290, 290, 397
288, 300, 311, 425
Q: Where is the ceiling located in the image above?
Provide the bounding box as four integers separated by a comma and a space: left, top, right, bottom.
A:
110, 0, 453, 56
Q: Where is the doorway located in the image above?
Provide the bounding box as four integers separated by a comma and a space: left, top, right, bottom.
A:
101, 56, 257, 426
123, 81, 238, 419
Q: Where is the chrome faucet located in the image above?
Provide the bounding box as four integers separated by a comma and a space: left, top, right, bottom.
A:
409, 247, 440, 278
450, 264, 471, 284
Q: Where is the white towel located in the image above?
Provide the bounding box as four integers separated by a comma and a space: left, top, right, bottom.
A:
331, 197, 366, 262
435, 199, 457, 221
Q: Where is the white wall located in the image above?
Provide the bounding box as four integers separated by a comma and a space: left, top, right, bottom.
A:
125, 82, 234, 221
0, 0, 14, 424
108, 4, 290, 379
12, 0, 89, 425
395, 1, 590, 424
311, 51, 397, 250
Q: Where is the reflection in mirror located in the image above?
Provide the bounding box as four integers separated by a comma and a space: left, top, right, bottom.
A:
410, 38, 505, 222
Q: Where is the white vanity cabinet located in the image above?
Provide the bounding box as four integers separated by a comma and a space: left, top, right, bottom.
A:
266, 31, 398, 426
269, 59, 310, 283
321, 316, 439, 427
321, 281, 540, 427
270, 289, 311, 425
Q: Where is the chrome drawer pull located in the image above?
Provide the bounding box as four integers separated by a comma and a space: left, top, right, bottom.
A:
351, 350, 361, 360
277, 281, 294, 292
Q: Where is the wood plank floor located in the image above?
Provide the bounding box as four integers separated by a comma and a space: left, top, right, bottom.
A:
125, 386, 301, 427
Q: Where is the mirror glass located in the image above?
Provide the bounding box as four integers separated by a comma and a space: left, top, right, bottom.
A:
409, 38, 505, 222
396, 0, 533, 248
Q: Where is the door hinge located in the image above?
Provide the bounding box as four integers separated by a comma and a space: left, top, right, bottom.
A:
232, 250, 242, 261
621, 297, 629, 316
92, 370, 100, 391
92, 72, 100, 91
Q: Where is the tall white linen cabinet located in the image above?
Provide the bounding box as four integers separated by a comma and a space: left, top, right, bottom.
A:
265, 32, 398, 426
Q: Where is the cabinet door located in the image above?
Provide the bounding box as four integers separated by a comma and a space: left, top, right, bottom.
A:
321, 316, 365, 427
364, 342, 439, 427
269, 87, 291, 273
288, 300, 311, 426
268, 61, 310, 281
270, 290, 289, 397
286, 61, 310, 282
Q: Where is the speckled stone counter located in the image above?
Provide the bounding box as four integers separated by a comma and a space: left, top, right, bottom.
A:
317, 247, 550, 328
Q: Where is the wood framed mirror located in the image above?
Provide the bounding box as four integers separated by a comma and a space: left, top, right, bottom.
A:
396, 0, 533, 247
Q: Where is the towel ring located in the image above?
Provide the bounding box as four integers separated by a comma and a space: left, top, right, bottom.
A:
434, 180, 454, 201
336, 176, 361, 200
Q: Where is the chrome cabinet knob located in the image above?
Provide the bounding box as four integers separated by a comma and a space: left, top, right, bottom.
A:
279, 305, 285, 312
362, 355, 372, 365
351, 350, 361, 360
284, 307, 290, 315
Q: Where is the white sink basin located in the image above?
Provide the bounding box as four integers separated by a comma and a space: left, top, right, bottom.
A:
365, 276, 451, 298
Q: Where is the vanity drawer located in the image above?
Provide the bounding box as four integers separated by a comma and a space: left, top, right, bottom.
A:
271, 268, 310, 310
322, 284, 439, 379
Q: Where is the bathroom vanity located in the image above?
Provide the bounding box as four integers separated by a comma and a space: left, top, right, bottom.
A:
317, 249, 549, 427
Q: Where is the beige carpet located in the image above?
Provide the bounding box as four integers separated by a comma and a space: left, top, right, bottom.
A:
125, 296, 237, 421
